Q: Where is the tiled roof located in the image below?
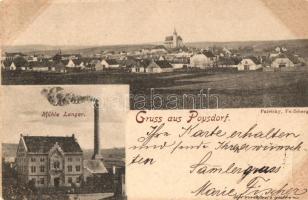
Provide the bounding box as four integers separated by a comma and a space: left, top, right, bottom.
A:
139, 59, 151, 67
23, 135, 82, 153
165, 36, 173, 41
202, 51, 216, 58
154, 60, 173, 68
105, 59, 118, 65
165, 36, 182, 41
218, 57, 242, 65
103, 158, 125, 168
246, 56, 261, 65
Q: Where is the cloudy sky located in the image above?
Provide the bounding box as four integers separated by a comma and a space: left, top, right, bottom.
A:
10, 0, 300, 46
1, 85, 129, 149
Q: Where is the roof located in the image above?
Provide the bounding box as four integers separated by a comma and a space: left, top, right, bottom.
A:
165, 36, 173, 41
165, 35, 183, 41
22, 135, 82, 153
154, 60, 173, 68
61, 60, 70, 65
121, 57, 138, 67
104, 59, 118, 65
103, 158, 125, 168
202, 51, 216, 58
84, 160, 108, 174
2, 60, 13, 67
244, 56, 261, 65
218, 57, 242, 65
139, 59, 151, 67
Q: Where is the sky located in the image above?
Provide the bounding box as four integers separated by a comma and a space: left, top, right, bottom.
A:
1, 85, 129, 149
11, 0, 298, 46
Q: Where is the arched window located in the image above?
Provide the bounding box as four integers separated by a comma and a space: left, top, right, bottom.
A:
53, 161, 60, 169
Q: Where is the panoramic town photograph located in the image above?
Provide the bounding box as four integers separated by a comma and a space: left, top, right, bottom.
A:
1, 0, 308, 110
1, 85, 128, 200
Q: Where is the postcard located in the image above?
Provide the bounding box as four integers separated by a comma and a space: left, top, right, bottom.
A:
1, 0, 308, 199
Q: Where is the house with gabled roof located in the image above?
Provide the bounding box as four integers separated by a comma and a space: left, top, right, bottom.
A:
271, 54, 295, 68
190, 53, 212, 69
145, 60, 173, 73
100, 59, 120, 68
65, 58, 76, 68
9, 62, 17, 70
217, 57, 241, 68
237, 56, 262, 71
16, 134, 83, 188
27, 61, 52, 72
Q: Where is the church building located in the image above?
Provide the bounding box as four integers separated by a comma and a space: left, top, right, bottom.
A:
164, 28, 184, 49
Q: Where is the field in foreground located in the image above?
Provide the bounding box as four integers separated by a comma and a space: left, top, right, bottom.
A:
2, 68, 308, 109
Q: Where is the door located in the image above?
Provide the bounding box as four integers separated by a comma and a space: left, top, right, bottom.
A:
54, 177, 60, 187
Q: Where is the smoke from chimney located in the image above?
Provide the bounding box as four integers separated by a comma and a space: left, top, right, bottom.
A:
41, 87, 103, 160
41, 87, 96, 106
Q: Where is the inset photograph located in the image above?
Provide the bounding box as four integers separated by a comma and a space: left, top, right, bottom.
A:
1, 85, 128, 200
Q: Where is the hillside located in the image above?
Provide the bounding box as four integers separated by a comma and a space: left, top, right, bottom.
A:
3, 39, 308, 58
1, 45, 94, 54
186, 39, 308, 57
2, 43, 157, 56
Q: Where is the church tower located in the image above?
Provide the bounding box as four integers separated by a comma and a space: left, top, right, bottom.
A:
173, 28, 178, 48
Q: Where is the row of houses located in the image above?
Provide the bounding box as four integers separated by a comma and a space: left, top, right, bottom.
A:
188, 52, 300, 71
0, 54, 175, 73
1, 45, 306, 73
1, 54, 302, 73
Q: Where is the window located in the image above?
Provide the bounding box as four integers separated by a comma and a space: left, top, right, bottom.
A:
31, 178, 36, 186
40, 165, 45, 172
122, 174, 125, 184
76, 157, 81, 162
76, 177, 80, 183
53, 161, 60, 169
30, 157, 36, 162
30, 166, 36, 173
67, 165, 72, 172
68, 177, 72, 184
40, 178, 44, 185
40, 157, 45, 162
68, 157, 72, 162
76, 165, 81, 172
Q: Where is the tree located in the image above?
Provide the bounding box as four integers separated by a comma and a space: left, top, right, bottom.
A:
13, 56, 28, 68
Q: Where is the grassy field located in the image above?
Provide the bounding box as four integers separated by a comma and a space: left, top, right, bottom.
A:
2, 68, 308, 109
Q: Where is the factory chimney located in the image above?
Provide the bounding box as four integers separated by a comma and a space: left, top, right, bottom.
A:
92, 99, 103, 160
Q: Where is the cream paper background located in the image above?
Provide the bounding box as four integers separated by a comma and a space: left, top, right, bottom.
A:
126, 108, 308, 200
